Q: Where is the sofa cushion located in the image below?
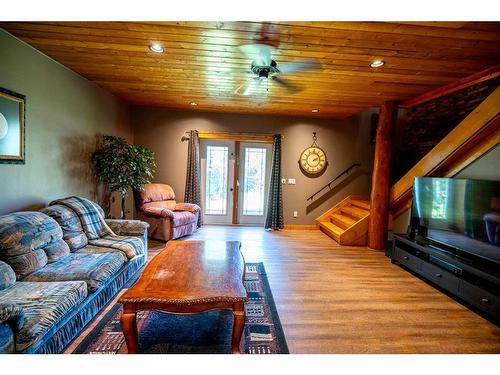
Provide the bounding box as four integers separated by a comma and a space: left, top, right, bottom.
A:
7, 249, 48, 279
43, 239, 70, 263
171, 211, 196, 227
22, 253, 125, 293
0, 281, 87, 352
142, 200, 177, 211
75, 244, 127, 262
0, 212, 62, 258
0, 261, 16, 290
41, 205, 88, 251
88, 235, 145, 260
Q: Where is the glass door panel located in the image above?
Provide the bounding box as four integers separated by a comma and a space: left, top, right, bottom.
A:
200, 139, 234, 225
237, 142, 272, 225
205, 145, 229, 215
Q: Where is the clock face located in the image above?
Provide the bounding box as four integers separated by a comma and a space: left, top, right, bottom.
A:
299, 146, 327, 174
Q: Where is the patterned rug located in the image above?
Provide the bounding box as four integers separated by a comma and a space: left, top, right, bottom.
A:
72, 263, 289, 354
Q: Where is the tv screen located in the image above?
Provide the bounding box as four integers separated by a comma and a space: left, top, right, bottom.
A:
411, 177, 500, 261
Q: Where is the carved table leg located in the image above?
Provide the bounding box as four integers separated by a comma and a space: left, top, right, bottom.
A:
120, 304, 138, 354
231, 302, 245, 354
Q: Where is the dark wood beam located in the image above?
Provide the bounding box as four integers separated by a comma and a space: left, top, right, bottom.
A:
400, 64, 500, 109
368, 101, 399, 250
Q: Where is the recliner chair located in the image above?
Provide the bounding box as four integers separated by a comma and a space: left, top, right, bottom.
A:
134, 183, 200, 241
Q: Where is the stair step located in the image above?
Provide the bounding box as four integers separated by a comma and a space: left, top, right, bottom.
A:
319, 221, 343, 242
330, 213, 356, 229
340, 205, 369, 220
350, 199, 370, 211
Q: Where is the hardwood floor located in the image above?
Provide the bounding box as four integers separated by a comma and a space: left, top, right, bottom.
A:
66, 225, 500, 354
181, 226, 500, 353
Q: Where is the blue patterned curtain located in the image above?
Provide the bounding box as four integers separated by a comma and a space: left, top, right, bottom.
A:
265, 134, 284, 230
184, 130, 202, 227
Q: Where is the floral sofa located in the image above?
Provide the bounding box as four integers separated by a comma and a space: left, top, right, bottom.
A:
0, 201, 148, 354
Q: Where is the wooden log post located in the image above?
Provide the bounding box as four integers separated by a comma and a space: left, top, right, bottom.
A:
368, 101, 399, 250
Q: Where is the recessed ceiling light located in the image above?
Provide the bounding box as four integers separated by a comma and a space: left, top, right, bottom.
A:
190, 101, 198, 106
311, 109, 320, 113
149, 43, 164, 53
370, 59, 385, 68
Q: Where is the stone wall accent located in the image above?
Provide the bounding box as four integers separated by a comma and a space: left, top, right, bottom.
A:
393, 77, 499, 182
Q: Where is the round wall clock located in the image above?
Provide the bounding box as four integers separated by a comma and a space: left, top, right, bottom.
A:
299, 132, 328, 175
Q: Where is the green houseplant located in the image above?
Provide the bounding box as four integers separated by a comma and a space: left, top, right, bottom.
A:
91, 135, 156, 219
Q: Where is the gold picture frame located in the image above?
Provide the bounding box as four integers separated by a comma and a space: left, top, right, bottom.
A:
0, 87, 25, 164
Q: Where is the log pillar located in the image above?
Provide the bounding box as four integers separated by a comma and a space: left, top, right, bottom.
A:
368, 101, 398, 250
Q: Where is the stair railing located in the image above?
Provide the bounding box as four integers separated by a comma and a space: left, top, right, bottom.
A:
307, 163, 361, 201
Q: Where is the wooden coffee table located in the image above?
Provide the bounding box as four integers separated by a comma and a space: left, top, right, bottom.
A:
119, 240, 248, 354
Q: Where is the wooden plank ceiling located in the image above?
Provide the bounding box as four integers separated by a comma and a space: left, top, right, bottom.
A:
1, 21, 499, 118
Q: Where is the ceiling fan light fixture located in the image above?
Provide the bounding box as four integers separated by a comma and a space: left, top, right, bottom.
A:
149, 43, 164, 53
370, 59, 385, 68
190, 101, 198, 106
311, 109, 320, 113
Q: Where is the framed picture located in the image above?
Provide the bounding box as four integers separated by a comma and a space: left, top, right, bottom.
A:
0, 87, 25, 164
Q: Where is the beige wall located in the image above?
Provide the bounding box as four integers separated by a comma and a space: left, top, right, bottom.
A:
132, 107, 376, 224
391, 144, 500, 234
0, 30, 134, 217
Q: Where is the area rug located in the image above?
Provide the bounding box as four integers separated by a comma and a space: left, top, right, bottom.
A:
72, 263, 289, 354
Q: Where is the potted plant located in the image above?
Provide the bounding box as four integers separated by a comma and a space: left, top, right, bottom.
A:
91, 135, 156, 219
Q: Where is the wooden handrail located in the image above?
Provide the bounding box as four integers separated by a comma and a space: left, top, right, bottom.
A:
391, 87, 500, 218
307, 163, 361, 201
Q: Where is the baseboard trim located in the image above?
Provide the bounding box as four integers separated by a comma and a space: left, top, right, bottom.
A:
283, 224, 318, 230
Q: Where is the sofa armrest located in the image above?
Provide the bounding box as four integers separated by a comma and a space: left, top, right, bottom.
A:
105, 219, 149, 237
141, 206, 175, 219
105, 219, 150, 250
0, 303, 24, 353
174, 203, 200, 213
0, 303, 25, 333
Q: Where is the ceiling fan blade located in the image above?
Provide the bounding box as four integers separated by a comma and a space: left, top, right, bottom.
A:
278, 58, 322, 73
271, 76, 303, 93
238, 43, 274, 66
235, 77, 263, 96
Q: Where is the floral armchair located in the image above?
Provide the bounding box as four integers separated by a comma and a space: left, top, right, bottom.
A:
134, 183, 200, 241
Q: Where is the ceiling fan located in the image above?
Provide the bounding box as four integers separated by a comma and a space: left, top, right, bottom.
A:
235, 43, 321, 96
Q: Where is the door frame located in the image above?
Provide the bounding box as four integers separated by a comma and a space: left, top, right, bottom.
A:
195, 131, 275, 225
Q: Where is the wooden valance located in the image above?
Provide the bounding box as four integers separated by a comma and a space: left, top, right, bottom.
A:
191, 131, 279, 143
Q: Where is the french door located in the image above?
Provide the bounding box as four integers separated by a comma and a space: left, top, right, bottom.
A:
200, 139, 235, 225
200, 139, 272, 226
237, 142, 272, 225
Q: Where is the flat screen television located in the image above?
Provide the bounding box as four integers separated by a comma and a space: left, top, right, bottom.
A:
410, 177, 500, 263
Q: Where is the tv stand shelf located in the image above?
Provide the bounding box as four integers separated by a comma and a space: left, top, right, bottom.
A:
392, 235, 500, 322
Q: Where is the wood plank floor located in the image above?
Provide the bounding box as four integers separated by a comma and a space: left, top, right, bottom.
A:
66, 226, 500, 354
185, 226, 500, 353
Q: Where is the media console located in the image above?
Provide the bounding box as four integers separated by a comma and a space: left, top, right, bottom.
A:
391, 234, 500, 323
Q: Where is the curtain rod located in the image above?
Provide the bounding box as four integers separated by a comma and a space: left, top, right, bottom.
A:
181, 131, 282, 142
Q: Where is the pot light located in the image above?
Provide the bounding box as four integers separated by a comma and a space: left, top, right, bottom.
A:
311, 109, 320, 113
149, 43, 164, 53
370, 59, 385, 68
190, 102, 198, 106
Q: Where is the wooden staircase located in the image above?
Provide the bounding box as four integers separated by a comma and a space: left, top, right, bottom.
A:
316, 195, 370, 245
